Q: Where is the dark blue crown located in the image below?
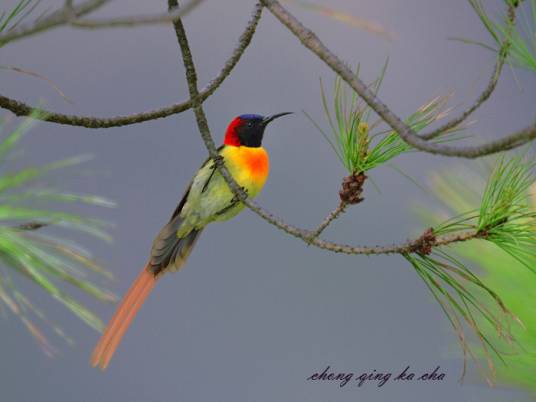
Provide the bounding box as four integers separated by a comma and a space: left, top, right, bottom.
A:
239, 114, 263, 120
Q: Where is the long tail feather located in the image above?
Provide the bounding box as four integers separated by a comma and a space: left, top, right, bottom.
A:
91, 264, 156, 370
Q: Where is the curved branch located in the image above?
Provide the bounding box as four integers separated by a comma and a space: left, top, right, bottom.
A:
262, 0, 531, 158
71, 0, 203, 29
0, 0, 109, 46
0, 2, 263, 128
420, 3, 516, 140
420, 57, 504, 141
0, 95, 191, 128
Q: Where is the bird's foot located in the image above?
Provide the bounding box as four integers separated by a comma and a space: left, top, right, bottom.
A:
231, 186, 248, 203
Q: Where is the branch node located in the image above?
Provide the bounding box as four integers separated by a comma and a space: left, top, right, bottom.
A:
409, 227, 436, 255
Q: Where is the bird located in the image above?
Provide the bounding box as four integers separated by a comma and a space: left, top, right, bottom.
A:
91, 112, 291, 370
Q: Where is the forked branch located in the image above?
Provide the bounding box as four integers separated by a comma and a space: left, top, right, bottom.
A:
261, 0, 535, 158
0, 2, 263, 128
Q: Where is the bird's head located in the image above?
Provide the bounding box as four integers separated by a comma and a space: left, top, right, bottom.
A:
224, 113, 292, 147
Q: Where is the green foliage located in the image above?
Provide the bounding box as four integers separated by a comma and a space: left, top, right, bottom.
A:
306, 63, 463, 175
478, 155, 536, 271
0, 0, 43, 49
416, 153, 536, 391
462, 0, 536, 71
0, 0, 39, 34
0, 114, 116, 355
404, 250, 516, 381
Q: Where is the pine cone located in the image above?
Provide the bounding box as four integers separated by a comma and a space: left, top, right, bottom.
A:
339, 172, 367, 204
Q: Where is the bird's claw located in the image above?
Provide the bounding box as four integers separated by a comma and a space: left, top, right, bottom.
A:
231, 187, 248, 203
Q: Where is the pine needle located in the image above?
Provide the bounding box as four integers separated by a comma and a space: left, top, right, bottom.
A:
0, 115, 116, 354
414, 152, 536, 389
307, 63, 465, 176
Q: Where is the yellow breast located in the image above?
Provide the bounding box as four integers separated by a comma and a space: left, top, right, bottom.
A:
221, 146, 269, 196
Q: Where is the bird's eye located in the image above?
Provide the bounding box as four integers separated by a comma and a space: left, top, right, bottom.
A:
247, 122, 254, 128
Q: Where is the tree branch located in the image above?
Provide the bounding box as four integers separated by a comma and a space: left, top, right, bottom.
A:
70, 0, 203, 29
0, 0, 109, 46
261, 0, 532, 158
312, 228, 478, 255
306, 201, 346, 243
420, 1, 517, 140
0, 2, 263, 128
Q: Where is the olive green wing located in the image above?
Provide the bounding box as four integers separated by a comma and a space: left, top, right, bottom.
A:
148, 146, 224, 275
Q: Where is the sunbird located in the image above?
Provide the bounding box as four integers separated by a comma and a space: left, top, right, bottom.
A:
91, 112, 291, 370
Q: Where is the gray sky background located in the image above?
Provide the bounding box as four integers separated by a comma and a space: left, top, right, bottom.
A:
1, 0, 535, 401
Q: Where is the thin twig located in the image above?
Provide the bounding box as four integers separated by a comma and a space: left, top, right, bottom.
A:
306, 201, 346, 243
0, 3, 263, 128
0, 0, 110, 45
0, 65, 72, 103
420, 2, 517, 140
71, 0, 203, 29
262, 0, 533, 158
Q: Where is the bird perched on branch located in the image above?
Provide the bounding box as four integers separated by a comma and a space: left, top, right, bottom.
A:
91, 112, 291, 370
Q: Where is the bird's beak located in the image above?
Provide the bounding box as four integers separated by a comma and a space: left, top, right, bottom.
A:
262, 112, 293, 126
